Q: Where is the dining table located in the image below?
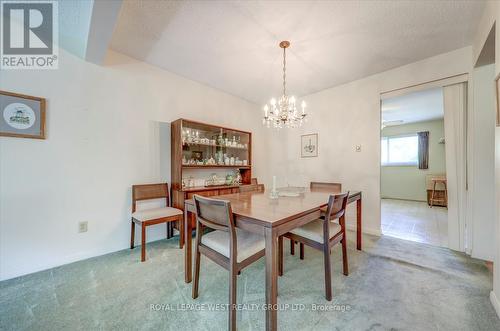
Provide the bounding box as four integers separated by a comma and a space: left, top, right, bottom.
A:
183, 189, 362, 331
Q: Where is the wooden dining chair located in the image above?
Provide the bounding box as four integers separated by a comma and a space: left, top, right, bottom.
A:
290, 182, 343, 257
130, 183, 183, 262
279, 192, 349, 301
239, 184, 265, 193
192, 195, 265, 331
310, 182, 342, 192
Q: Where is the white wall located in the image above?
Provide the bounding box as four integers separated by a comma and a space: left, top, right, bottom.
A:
270, 47, 472, 236
381, 120, 446, 202
0, 49, 266, 280
470, 64, 496, 261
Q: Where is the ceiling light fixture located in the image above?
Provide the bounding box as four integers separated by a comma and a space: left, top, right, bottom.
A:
263, 41, 307, 129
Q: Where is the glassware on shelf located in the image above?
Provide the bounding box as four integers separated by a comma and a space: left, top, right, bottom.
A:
225, 173, 234, 185
217, 129, 224, 146
234, 169, 242, 185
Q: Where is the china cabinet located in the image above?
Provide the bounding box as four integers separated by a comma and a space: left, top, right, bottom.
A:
170, 119, 252, 218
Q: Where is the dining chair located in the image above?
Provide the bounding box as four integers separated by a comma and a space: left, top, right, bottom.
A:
279, 192, 349, 301
310, 182, 342, 192
192, 195, 265, 331
239, 184, 265, 193
130, 183, 183, 262
290, 182, 343, 258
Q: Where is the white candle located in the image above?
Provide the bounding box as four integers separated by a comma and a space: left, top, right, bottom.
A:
272, 176, 277, 192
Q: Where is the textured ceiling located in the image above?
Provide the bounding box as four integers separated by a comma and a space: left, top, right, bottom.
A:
110, 0, 485, 104
382, 87, 443, 125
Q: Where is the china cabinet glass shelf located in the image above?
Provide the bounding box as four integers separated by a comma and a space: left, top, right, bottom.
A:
182, 142, 249, 150
181, 165, 251, 169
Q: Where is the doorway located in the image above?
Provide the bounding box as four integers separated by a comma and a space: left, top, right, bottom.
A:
380, 87, 448, 247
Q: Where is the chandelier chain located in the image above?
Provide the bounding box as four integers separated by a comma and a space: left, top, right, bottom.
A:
283, 46, 286, 96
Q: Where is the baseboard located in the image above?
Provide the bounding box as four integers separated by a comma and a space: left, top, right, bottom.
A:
346, 224, 381, 237
491, 291, 500, 318
381, 197, 427, 203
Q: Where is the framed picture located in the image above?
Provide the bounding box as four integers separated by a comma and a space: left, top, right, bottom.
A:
495, 73, 500, 127
301, 133, 318, 157
0, 90, 46, 139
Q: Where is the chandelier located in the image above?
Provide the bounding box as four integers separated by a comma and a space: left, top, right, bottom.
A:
263, 41, 307, 129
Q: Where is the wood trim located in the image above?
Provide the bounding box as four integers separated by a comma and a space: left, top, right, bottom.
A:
0, 90, 46, 139
178, 118, 252, 135
495, 72, 500, 126
380, 73, 469, 98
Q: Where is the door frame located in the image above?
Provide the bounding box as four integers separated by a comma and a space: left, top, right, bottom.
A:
379, 73, 470, 252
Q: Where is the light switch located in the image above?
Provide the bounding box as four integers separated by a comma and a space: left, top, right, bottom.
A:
355, 145, 361, 152
78, 221, 88, 233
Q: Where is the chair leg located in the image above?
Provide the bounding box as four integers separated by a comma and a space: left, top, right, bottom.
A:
323, 244, 332, 301
192, 243, 201, 299
342, 235, 349, 276
141, 223, 146, 262
290, 239, 295, 255
130, 219, 135, 249
179, 218, 185, 249
299, 243, 304, 260
166, 222, 173, 239
229, 266, 237, 331
430, 181, 436, 207
278, 237, 283, 276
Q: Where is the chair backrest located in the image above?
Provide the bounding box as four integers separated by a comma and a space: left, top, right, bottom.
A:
310, 182, 342, 192
325, 192, 349, 222
193, 194, 235, 232
251, 178, 258, 185
132, 183, 169, 212
239, 184, 265, 193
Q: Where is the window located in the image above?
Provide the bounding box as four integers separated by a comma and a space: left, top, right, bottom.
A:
381, 134, 418, 166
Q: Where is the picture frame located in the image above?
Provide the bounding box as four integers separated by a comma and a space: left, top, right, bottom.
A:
0, 90, 46, 139
495, 73, 500, 127
301, 133, 318, 157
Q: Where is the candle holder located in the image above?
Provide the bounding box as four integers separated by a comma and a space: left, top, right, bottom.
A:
269, 189, 279, 199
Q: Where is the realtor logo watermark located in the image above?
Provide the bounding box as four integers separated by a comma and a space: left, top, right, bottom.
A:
1, 0, 58, 69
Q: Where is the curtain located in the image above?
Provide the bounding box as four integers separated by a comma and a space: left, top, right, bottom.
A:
417, 131, 429, 169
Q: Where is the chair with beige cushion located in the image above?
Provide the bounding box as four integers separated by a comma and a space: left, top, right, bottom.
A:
192, 195, 265, 331
130, 183, 183, 262
280, 192, 349, 301
290, 182, 343, 258
239, 183, 265, 193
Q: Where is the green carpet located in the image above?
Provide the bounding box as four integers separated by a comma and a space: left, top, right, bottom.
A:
1, 232, 499, 330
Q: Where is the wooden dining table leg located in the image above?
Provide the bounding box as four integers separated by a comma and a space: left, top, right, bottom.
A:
141, 223, 146, 262
356, 196, 362, 250
184, 208, 192, 283
264, 227, 278, 331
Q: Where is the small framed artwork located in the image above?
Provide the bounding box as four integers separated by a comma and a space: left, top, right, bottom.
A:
0, 90, 46, 139
301, 133, 318, 158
